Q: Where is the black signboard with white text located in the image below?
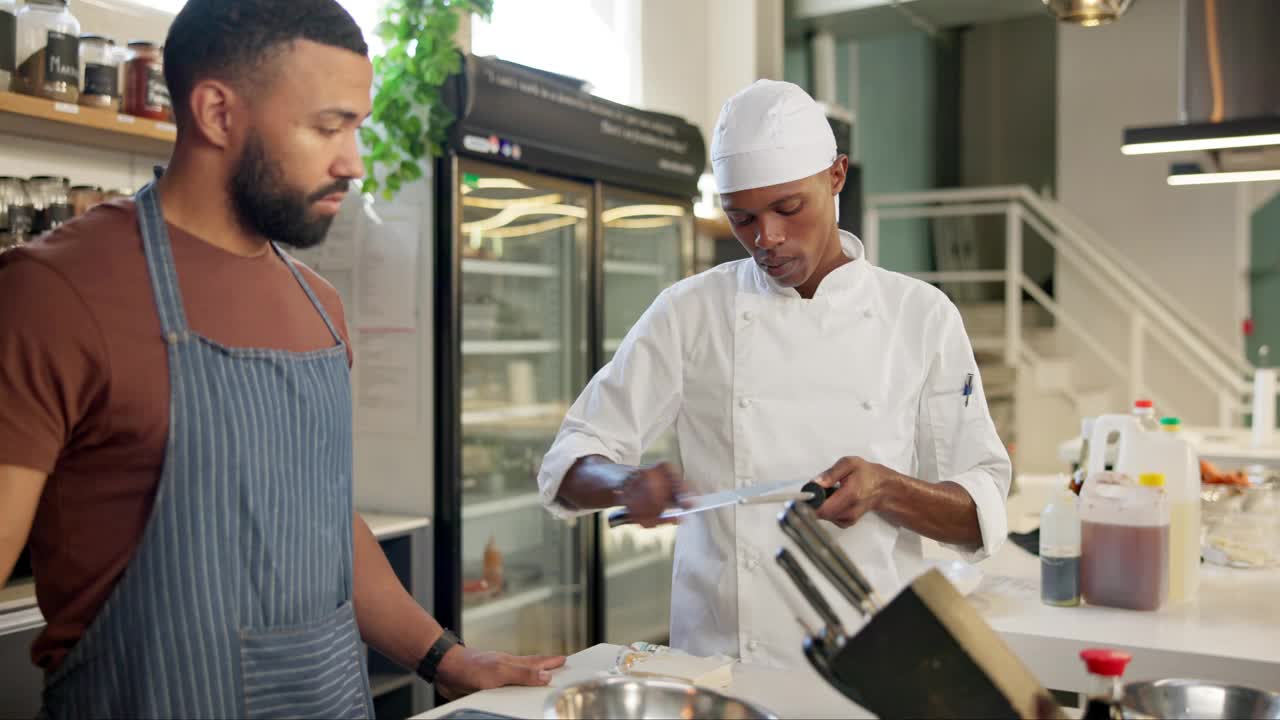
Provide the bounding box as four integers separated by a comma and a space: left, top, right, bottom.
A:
444, 55, 706, 198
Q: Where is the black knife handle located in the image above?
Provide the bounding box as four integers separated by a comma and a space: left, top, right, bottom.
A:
801, 481, 834, 510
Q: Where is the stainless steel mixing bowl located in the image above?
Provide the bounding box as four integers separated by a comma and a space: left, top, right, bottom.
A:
545, 676, 777, 720
1123, 679, 1280, 719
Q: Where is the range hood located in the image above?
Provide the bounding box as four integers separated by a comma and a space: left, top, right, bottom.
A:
1120, 0, 1280, 185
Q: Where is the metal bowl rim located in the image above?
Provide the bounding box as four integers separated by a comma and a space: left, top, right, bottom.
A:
544, 674, 779, 720
1124, 678, 1280, 695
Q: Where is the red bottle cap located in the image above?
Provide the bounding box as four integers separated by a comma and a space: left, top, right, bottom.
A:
1080, 649, 1132, 677
1134, 399, 1153, 409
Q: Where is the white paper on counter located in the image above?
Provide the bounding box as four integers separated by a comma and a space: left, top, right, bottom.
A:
356, 204, 418, 331
354, 328, 419, 432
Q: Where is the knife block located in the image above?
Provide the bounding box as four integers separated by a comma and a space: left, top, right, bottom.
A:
804, 569, 1065, 720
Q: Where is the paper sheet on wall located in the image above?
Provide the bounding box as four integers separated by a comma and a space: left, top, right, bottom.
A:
290, 194, 361, 271
354, 328, 419, 432
357, 205, 418, 330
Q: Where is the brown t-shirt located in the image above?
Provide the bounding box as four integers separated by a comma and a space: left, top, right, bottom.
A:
0, 201, 353, 673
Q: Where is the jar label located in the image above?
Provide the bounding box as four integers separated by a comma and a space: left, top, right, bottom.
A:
6, 205, 34, 235
0, 11, 15, 73
146, 64, 171, 111
44, 31, 79, 86
84, 63, 118, 98
47, 203, 73, 228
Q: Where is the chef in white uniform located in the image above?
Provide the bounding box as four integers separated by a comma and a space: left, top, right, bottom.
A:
537, 79, 1011, 668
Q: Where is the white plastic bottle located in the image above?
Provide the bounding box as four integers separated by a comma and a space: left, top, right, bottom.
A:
1040, 489, 1082, 607
1132, 399, 1160, 432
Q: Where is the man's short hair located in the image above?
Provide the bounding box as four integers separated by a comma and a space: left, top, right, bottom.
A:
164, 0, 369, 127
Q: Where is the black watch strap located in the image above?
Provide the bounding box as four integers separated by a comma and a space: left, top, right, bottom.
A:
416, 629, 463, 684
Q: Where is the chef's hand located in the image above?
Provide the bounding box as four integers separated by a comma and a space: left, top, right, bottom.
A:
435, 645, 566, 700
620, 461, 690, 528
811, 456, 895, 529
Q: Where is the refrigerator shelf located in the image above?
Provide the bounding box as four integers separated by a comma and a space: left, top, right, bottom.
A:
461, 402, 567, 426
604, 551, 669, 580
461, 258, 557, 278
461, 491, 544, 520
603, 338, 623, 353
604, 260, 666, 277
461, 340, 561, 355
462, 584, 555, 624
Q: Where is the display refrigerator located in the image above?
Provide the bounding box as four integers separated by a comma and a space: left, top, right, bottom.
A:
434, 56, 705, 655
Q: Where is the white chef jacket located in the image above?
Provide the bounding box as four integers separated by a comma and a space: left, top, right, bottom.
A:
538, 231, 1011, 669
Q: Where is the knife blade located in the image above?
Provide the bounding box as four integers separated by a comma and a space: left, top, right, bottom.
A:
607, 479, 832, 528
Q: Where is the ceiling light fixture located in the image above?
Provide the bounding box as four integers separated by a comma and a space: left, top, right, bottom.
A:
1043, 0, 1134, 27
1167, 167, 1280, 186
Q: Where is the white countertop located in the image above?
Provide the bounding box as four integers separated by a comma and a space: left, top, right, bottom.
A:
942, 475, 1280, 695
965, 540, 1280, 694
419, 476, 1279, 718
415, 643, 871, 720
359, 512, 431, 540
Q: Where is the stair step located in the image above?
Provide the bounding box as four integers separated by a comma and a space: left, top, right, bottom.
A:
955, 301, 1054, 337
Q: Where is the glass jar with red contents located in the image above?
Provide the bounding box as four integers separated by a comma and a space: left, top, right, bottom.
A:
124, 41, 171, 121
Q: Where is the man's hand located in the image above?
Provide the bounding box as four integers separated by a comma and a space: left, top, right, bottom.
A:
618, 461, 689, 528
811, 456, 897, 529
435, 645, 566, 700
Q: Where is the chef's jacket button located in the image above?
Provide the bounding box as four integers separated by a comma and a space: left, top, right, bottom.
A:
745, 558, 759, 571
742, 310, 754, 322
748, 639, 760, 651
862, 400, 873, 411
739, 397, 751, 409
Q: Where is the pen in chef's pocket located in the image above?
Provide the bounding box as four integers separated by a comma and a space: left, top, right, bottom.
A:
963, 373, 974, 407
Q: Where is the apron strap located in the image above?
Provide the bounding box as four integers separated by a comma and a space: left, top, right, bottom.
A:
273, 245, 346, 346
135, 179, 190, 337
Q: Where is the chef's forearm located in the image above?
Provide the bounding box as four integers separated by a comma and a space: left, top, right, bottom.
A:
556, 455, 627, 510
876, 473, 983, 548
352, 512, 443, 669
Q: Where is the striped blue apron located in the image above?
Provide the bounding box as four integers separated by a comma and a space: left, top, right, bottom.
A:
40, 180, 374, 719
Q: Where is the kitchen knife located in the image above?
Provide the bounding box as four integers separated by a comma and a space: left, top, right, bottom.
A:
607, 479, 833, 528
775, 547, 847, 647
779, 502, 882, 615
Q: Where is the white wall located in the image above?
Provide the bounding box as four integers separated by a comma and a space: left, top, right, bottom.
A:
638, 0, 785, 145
1056, 0, 1248, 422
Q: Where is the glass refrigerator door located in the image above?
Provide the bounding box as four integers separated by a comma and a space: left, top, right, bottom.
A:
598, 188, 691, 646
456, 159, 590, 656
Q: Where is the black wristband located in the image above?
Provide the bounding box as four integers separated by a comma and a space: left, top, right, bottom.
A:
415, 629, 463, 684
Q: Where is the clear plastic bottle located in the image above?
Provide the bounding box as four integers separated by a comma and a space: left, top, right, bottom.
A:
1132, 399, 1160, 432
1040, 489, 1081, 606
1079, 648, 1132, 720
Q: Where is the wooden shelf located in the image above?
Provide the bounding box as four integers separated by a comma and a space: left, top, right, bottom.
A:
0, 91, 175, 156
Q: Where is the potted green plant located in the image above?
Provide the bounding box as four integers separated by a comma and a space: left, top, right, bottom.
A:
360, 0, 493, 199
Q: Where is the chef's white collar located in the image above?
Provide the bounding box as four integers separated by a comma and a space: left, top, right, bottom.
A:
757, 230, 875, 302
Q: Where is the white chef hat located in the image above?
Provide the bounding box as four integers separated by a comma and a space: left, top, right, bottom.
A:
711, 79, 838, 195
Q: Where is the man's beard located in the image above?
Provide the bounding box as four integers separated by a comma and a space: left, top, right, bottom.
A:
229, 133, 348, 249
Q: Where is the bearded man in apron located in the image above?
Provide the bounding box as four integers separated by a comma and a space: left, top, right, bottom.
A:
0, 1, 564, 717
